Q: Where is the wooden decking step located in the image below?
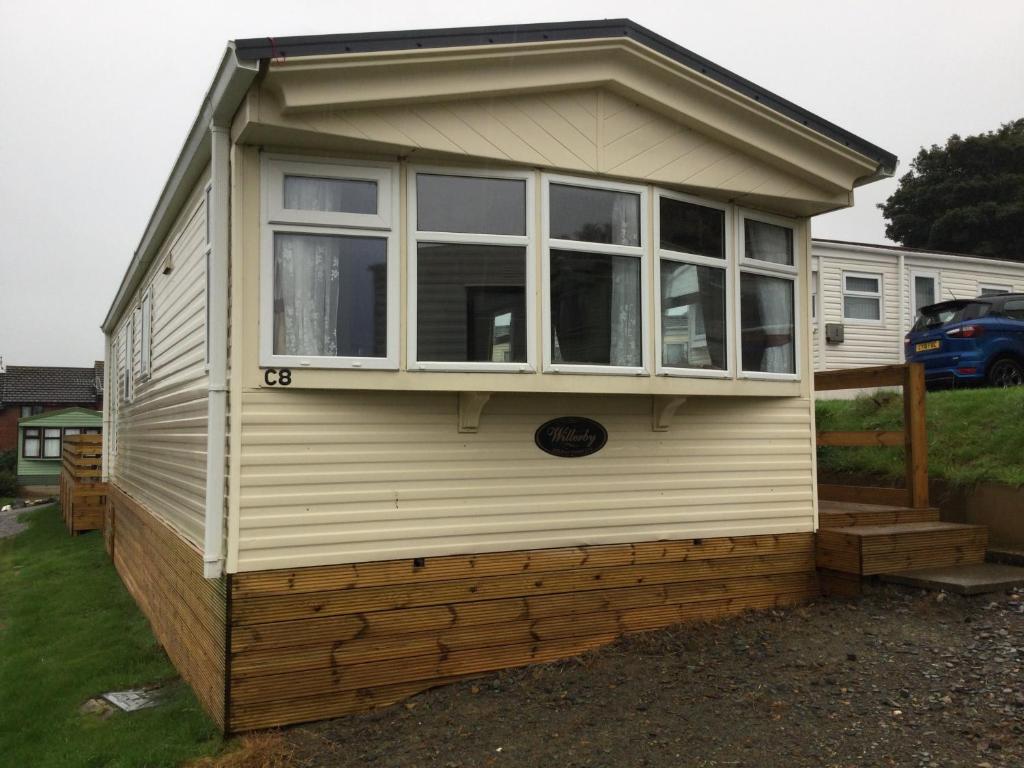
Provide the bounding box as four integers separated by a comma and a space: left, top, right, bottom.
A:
816, 522, 988, 576
880, 563, 1024, 595
818, 500, 939, 529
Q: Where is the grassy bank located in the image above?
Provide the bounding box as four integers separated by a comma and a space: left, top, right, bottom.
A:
0, 505, 223, 767
816, 387, 1024, 487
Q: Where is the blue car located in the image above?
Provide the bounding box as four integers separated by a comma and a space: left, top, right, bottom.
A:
905, 294, 1024, 389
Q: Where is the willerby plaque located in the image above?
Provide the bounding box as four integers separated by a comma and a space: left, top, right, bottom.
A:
534, 417, 608, 458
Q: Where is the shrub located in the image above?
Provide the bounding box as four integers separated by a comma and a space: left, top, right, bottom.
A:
0, 468, 16, 497
0, 450, 15, 473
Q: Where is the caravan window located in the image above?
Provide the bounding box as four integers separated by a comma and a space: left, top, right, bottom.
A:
656, 193, 730, 376
843, 272, 882, 322
411, 170, 533, 370
261, 157, 399, 370
545, 176, 648, 374
739, 214, 798, 377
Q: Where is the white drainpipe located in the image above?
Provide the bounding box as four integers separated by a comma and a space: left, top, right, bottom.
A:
203, 123, 230, 578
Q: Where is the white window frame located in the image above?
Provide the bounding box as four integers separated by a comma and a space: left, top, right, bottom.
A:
140, 288, 153, 381
407, 166, 536, 373
265, 158, 394, 230
42, 427, 62, 459
653, 189, 733, 379
842, 271, 884, 325
22, 427, 41, 459
909, 269, 939, 319
541, 173, 650, 376
978, 282, 1011, 296
810, 270, 818, 323
736, 209, 802, 381
259, 155, 400, 371
122, 319, 134, 402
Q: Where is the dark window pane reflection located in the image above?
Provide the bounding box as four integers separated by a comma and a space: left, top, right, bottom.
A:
549, 184, 640, 246
550, 250, 641, 367
417, 243, 527, 363
660, 260, 727, 370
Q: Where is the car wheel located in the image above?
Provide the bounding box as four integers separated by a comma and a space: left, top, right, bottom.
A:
988, 358, 1024, 388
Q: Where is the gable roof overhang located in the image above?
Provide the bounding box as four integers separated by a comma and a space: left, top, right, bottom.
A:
103, 19, 896, 333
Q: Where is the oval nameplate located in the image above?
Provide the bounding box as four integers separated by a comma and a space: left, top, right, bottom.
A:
534, 417, 608, 458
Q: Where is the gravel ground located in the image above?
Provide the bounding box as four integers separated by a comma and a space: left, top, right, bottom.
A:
0, 505, 30, 539
286, 584, 1023, 768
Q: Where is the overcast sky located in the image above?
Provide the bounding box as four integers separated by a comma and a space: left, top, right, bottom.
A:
1, 0, 1022, 366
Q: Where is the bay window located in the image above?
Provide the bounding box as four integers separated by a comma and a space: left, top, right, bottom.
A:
544, 176, 648, 374
256, 159, 808, 386
739, 214, 798, 377
260, 157, 399, 369
410, 169, 533, 370
655, 192, 730, 376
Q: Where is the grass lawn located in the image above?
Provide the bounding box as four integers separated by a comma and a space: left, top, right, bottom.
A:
0, 504, 224, 767
816, 386, 1024, 487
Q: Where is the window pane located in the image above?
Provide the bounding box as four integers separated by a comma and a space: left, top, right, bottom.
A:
283, 175, 378, 215
64, 428, 81, 436
847, 294, 880, 319
980, 286, 1009, 296
273, 233, 388, 358
845, 296, 881, 320
43, 428, 61, 458
550, 250, 641, 367
660, 261, 727, 370
659, 198, 724, 258
846, 276, 879, 293
417, 175, 526, 236
20, 406, 32, 418
24, 428, 40, 457
744, 220, 793, 266
741, 273, 795, 374
416, 243, 527, 363
549, 184, 640, 246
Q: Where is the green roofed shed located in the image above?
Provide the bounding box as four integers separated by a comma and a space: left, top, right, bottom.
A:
17, 407, 102, 489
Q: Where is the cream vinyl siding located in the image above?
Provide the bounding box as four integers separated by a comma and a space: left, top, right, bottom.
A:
812, 241, 1024, 371
244, 85, 845, 215
234, 390, 815, 571
110, 175, 210, 546
819, 252, 901, 370
903, 257, 1024, 329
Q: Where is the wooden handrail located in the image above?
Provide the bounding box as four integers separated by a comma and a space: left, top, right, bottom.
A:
816, 362, 928, 509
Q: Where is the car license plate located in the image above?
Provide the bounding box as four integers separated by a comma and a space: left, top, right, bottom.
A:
915, 340, 940, 352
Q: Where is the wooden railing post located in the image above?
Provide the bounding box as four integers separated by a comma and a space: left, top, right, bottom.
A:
903, 363, 929, 508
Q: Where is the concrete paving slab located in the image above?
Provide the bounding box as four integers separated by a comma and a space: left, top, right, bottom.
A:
880, 563, 1024, 595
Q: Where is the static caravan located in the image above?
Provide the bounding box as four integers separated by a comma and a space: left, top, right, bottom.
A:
100, 20, 896, 731
811, 239, 1024, 372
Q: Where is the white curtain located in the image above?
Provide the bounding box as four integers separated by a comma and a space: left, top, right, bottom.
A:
745, 220, 792, 265
755, 275, 794, 373
609, 195, 641, 366
274, 235, 341, 356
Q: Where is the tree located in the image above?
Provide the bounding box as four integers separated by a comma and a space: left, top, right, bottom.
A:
880, 119, 1024, 260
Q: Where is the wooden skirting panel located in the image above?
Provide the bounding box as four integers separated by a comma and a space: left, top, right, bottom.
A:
59, 469, 107, 534
228, 532, 819, 731
106, 485, 228, 729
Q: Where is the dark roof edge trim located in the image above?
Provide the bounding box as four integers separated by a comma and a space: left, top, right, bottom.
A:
235, 18, 896, 173
813, 238, 1023, 265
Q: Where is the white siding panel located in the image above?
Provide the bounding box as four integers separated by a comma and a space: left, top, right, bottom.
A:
820, 252, 901, 370
111, 176, 209, 546
236, 391, 815, 571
